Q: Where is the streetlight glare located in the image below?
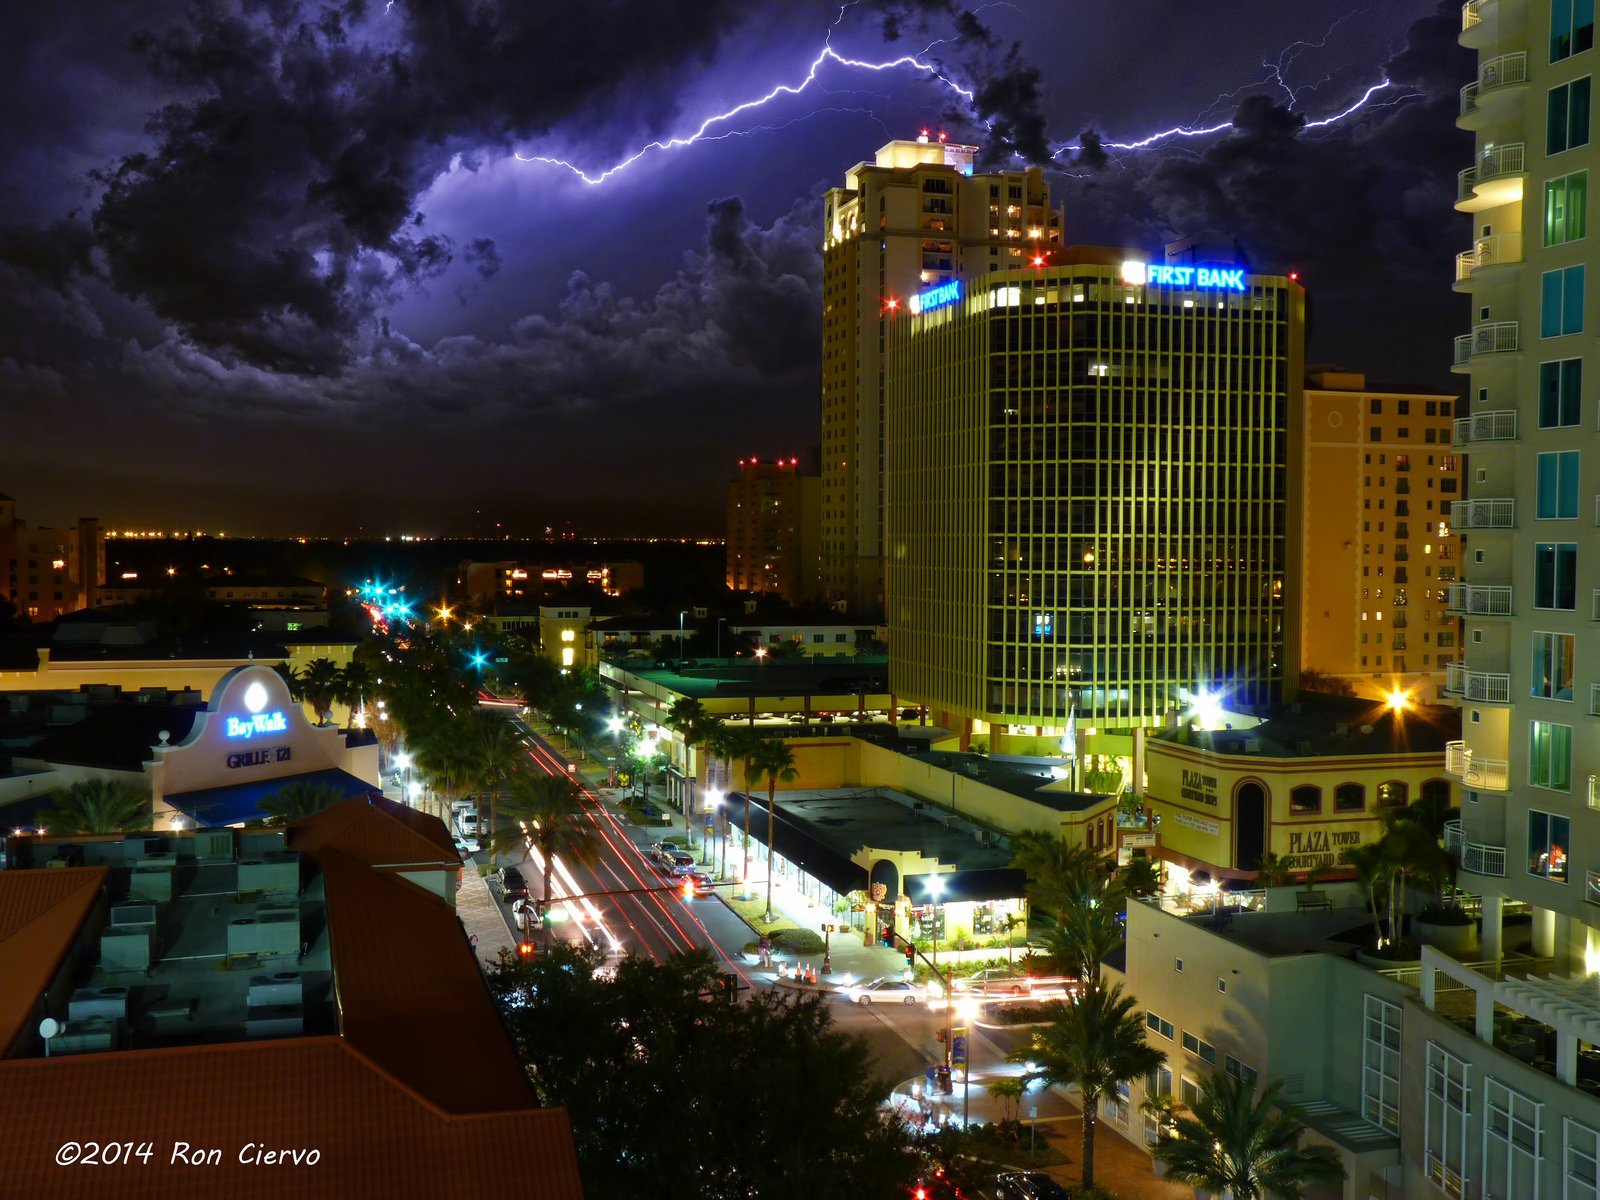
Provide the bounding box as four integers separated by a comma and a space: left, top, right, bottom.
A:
1385, 688, 1411, 713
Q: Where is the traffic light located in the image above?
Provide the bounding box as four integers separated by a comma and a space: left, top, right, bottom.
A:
879, 926, 894, 949
517, 940, 535, 957
904, 940, 915, 967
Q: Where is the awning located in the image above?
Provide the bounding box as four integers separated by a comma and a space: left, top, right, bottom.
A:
720, 792, 868, 896
163, 768, 378, 828
904, 868, 1027, 905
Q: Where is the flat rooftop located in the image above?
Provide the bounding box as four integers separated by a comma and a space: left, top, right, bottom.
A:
776, 787, 1016, 869
1164, 903, 1377, 958
1155, 694, 1460, 758
613, 657, 888, 699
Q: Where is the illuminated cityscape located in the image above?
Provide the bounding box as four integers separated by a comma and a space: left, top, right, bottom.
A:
10, 1, 1596, 1197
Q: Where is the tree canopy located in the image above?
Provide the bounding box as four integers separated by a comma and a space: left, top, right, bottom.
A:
486, 945, 918, 1198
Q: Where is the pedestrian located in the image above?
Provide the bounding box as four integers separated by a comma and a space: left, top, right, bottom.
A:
468, 932, 479, 952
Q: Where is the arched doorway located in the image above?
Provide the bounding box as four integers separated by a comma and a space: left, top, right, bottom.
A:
1234, 780, 1268, 873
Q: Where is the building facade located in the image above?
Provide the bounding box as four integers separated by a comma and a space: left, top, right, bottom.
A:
1449, 0, 1600, 998
1300, 371, 1464, 701
0, 495, 103, 622
884, 250, 1304, 746
821, 137, 1061, 613
724, 457, 821, 603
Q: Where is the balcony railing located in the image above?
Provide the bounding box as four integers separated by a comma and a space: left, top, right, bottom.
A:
1444, 818, 1463, 855
1450, 498, 1515, 528
1453, 322, 1521, 366
1462, 840, 1508, 877
1445, 741, 1511, 790
1454, 409, 1517, 444
1592, 683, 1600, 717
1459, 52, 1528, 115
1461, 0, 1487, 30
1455, 231, 1525, 283
1444, 660, 1512, 703
1457, 143, 1526, 200
1445, 583, 1512, 615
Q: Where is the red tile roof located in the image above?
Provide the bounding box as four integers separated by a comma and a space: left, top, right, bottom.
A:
287, 794, 457, 869
0, 1037, 583, 1199
319, 848, 536, 1115
0, 866, 107, 1055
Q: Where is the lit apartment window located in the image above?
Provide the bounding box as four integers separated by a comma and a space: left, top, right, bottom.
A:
1529, 806, 1572, 878
1532, 631, 1576, 700
1546, 171, 1589, 245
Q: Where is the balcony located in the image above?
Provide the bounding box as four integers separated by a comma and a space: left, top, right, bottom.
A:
1444, 660, 1512, 703
1458, 53, 1528, 129
1453, 409, 1517, 445
1451, 320, 1520, 370
1461, 0, 1526, 50
1450, 497, 1515, 528
1456, 143, 1526, 212
1454, 231, 1524, 288
1445, 583, 1512, 616
1445, 742, 1512, 790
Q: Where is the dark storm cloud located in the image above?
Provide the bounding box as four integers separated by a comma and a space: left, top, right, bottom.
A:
114, 193, 823, 425
1060, 0, 1470, 289
463, 237, 502, 281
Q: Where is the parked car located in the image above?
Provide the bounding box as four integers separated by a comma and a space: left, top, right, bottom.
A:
838, 976, 922, 1005
450, 836, 471, 859
498, 866, 529, 901
956, 968, 1034, 996
991, 1171, 1070, 1200
649, 840, 683, 861
662, 851, 696, 876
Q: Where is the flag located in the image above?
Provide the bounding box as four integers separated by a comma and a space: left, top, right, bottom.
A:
1061, 705, 1078, 759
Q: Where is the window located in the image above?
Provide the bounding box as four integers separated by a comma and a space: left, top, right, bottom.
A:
1547, 171, 1590, 245
1532, 632, 1576, 700
1536, 450, 1581, 517
1541, 264, 1586, 335
1529, 808, 1572, 880
1377, 781, 1409, 808
1540, 358, 1583, 426
1567, 1118, 1600, 1200
1217, 979, 1227, 994
1554, 0, 1597, 61
1179, 1076, 1201, 1109
1534, 542, 1579, 609
1145, 1011, 1174, 1039
1174, 957, 1183, 972
1143, 1067, 1173, 1145
1398, 400, 1410, 415
1425, 1043, 1471, 1199
1106, 1079, 1131, 1127
1334, 783, 1366, 812
1531, 721, 1574, 792
1289, 785, 1321, 815
811, 633, 824, 643
1363, 996, 1401, 1132
1370, 398, 1382, 414
1549, 77, 1593, 154
1223, 1055, 1258, 1089
1181, 1032, 1217, 1064
1484, 1078, 1541, 1200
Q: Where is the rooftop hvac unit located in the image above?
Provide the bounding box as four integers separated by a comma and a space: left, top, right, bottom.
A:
194, 829, 234, 862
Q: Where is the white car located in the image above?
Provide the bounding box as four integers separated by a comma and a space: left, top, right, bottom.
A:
839, 976, 923, 1005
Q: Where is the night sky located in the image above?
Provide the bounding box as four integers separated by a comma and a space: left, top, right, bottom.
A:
0, 0, 1466, 537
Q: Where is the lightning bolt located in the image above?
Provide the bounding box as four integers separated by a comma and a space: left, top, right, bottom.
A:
512, 16, 1401, 185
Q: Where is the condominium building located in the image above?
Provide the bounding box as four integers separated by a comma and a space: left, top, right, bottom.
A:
821, 136, 1061, 613
1299, 371, 1464, 700
0, 494, 103, 621
884, 249, 1303, 752
725, 457, 821, 603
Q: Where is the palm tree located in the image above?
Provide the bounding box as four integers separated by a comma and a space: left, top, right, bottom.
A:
717, 726, 763, 896
39, 779, 154, 834
750, 738, 798, 923
1252, 851, 1295, 889
664, 696, 709, 851
1009, 981, 1165, 1190
1152, 1072, 1345, 1200
484, 770, 601, 940
288, 657, 343, 726
336, 657, 375, 728
1045, 891, 1125, 989
466, 709, 525, 867
258, 781, 349, 824
1010, 833, 1107, 927
1116, 856, 1162, 898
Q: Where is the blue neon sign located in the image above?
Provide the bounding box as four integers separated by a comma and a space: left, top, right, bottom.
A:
226, 712, 288, 739
1122, 261, 1247, 291
908, 279, 961, 314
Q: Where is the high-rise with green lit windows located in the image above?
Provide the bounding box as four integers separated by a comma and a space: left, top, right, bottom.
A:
884, 247, 1304, 744
1407, 3, 1600, 1195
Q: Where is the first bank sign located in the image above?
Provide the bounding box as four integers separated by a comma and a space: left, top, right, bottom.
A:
907, 279, 961, 314
1121, 260, 1247, 291
225, 681, 289, 740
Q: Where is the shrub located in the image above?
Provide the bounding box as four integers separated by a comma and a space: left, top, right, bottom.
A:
770, 928, 826, 955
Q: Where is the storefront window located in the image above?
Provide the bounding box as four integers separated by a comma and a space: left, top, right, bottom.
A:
1289, 786, 1321, 814
1335, 783, 1367, 812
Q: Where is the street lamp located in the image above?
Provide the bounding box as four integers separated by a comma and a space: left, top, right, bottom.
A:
395, 752, 413, 808
956, 996, 981, 1127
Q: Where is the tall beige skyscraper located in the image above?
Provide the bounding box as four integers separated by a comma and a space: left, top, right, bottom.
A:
821, 136, 1060, 613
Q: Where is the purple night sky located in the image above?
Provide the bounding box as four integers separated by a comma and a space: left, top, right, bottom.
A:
0, 0, 1464, 536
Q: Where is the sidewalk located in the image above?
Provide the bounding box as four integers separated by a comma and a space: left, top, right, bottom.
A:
456, 858, 516, 964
